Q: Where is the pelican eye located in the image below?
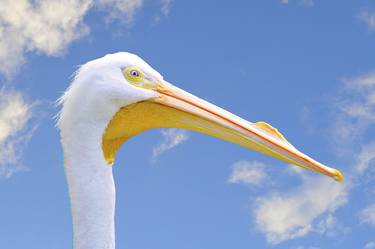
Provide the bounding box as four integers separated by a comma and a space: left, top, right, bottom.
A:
123, 66, 155, 89
124, 66, 143, 82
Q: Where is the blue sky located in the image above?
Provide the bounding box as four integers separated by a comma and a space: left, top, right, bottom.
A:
1, 0, 375, 248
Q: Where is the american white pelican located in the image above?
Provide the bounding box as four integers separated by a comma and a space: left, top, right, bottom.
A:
57, 52, 343, 249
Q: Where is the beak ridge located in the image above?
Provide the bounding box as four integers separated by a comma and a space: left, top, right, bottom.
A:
153, 81, 343, 182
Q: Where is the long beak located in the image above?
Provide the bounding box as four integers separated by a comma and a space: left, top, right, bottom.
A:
102, 80, 342, 182
151, 81, 343, 182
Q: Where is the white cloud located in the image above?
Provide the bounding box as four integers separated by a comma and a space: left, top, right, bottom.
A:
294, 246, 320, 249
333, 71, 375, 175
360, 10, 375, 31
355, 141, 375, 175
333, 71, 375, 142
360, 203, 375, 226
280, 0, 314, 7
0, 0, 145, 78
152, 129, 189, 159
95, 0, 143, 24
160, 0, 173, 16
253, 175, 347, 244
228, 160, 268, 186
331, 70, 375, 233
343, 70, 375, 88
0, 89, 34, 177
0, 0, 92, 78
365, 242, 375, 249
154, 0, 173, 23
300, 0, 314, 7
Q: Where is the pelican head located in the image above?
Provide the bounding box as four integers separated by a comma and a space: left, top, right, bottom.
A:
59, 52, 342, 180
57, 52, 342, 249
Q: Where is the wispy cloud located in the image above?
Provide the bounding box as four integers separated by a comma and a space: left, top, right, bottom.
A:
160, 0, 173, 16
96, 0, 143, 24
359, 203, 375, 226
0, 0, 145, 78
280, 0, 314, 7
365, 241, 375, 249
355, 141, 375, 175
300, 0, 314, 7
253, 174, 347, 244
333, 71, 375, 169
152, 129, 189, 159
228, 160, 268, 186
154, 0, 173, 23
329, 70, 375, 234
294, 246, 321, 249
359, 10, 375, 31
331, 71, 375, 153
0, 89, 34, 177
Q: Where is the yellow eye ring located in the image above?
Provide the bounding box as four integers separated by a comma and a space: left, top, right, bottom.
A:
124, 66, 143, 83
123, 66, 156, 90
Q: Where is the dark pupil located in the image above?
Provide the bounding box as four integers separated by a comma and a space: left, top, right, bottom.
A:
131, 70, 138, 77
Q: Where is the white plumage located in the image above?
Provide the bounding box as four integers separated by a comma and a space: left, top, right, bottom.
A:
58, 52, 342, 249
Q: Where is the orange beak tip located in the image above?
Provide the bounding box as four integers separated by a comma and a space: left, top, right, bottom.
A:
333, 169, 344, 183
